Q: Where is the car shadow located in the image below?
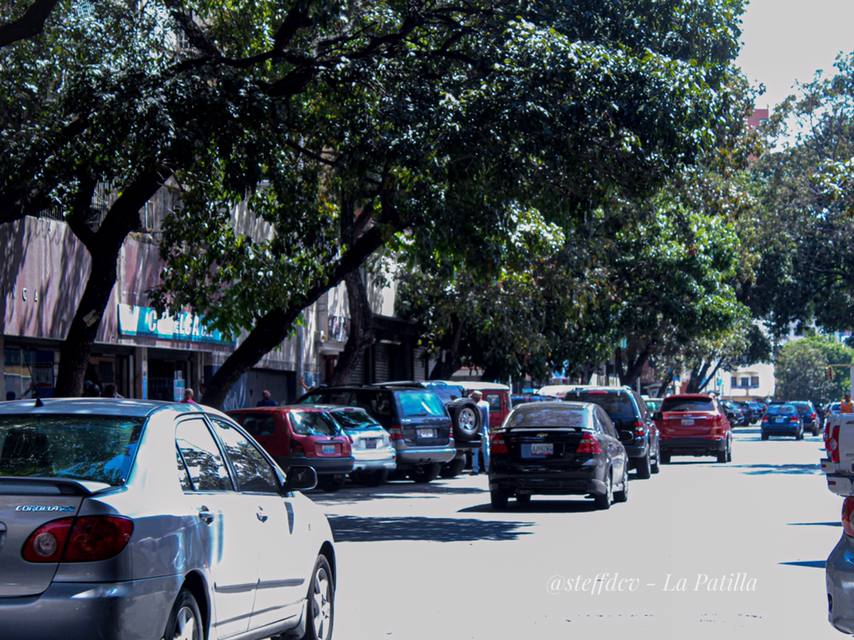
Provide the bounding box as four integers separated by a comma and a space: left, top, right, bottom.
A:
328, 514, 533, 543
459, 499, 600, 514
308, 479, 486, 505
788, 521, 842, 527
780, 560, 827, 569
729, 463, 821, 476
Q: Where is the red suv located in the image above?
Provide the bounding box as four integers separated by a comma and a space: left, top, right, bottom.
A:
229, 407, 355, 491
653, 394, 732, 464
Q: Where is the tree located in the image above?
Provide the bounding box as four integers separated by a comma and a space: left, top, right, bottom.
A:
154, 0, 752, 406
775, 335, 854, 405
0, 1, 60, 48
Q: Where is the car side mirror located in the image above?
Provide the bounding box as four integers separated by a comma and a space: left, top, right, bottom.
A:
283, 466, 317, 493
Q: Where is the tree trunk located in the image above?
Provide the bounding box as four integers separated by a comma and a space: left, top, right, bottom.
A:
328, 269, 374, 385
619, 345, 651, 389
429, 315, 463, 380
0, 0, 61, 48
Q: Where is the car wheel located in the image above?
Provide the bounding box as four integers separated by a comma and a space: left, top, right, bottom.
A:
515, 493, 531, 506
317, 475, 345, 492
635, 451, 652, 479
726, 440, 733, 463
449, 400, 481, 442
410, 463, 441, 483
614, 466, 629, 503
490, 489, 509, 510
440, 456, 466, 478
813, 426, 820, 436
594, 472, 613, 510
651, 444, 661, 474
302, 555, 335, 640
163, 589, 203, 640
660, 451, 671, 464
761, 432, 769, 441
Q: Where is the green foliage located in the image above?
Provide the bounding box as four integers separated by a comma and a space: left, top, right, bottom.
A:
775, 334, 854, 405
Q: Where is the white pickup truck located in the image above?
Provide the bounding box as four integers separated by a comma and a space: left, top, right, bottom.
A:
821, 413, 854, 496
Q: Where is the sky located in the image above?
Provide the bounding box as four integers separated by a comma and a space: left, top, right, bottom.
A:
736, 0, 854, 109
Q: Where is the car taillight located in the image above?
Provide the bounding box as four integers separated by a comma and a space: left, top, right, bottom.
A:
388, 425, 404, 441
632, 420, 645, 436
843, 498, 854, 537
810, 413, 817, 420
829, 425, 841, 463
576, 432, 602, 455
762, 416, 769, 423
23, 516, 133, 563
789, 417, 799, 423
490, 432, 508, 455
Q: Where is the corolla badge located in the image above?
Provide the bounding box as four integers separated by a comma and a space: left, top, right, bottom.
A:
15, 505, 76, 513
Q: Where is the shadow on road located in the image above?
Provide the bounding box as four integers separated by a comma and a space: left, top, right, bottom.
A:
788, 521, 842, 527
329, 514, 533, 542
730, 463, 820, 476
780, 560, 827, 569
460, 499, 599, 514
309, 479, 486, 506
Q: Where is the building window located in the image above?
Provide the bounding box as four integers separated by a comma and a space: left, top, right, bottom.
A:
730, 376, 738, 388
751, 376, 760, 389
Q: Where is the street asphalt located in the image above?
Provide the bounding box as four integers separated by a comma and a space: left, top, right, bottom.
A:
309, 427, 843, 639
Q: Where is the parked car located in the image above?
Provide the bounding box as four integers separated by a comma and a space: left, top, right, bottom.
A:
790, 400, 820, 436
324, 405, 397, 485
229, 406, 355, 492
298, 386, 456, 483
760, 403, 804, 440
644, 397, 663, 414
825, 402, 842, 431
488, 401, 630, 510
746, 401, 767, 424
735, 401, 758, 425
378, 380, 481, 478
827, 496, 854, 633
0, 398, 335, 640
721, 400, 748, 427
563, 386, 660, 478
654, 393, 732, 463
512, 393, 558, 405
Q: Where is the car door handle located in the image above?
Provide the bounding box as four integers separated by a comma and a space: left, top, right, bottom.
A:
197, 507, 215, 525
256, 508, 269, 523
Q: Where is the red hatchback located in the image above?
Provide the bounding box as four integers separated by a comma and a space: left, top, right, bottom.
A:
653, 394, 732, 464
229, 406, 355, 491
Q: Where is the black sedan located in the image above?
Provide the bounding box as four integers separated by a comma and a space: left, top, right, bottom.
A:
489, 402, 630, 510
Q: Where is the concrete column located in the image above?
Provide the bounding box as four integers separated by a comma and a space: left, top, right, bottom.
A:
134, 347, 148, 399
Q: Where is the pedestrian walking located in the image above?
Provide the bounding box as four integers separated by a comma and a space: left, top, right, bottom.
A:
842, 394, 854, 414
470, 390, 491, 475
182, 388, 198, 404
257, 389, 277, 407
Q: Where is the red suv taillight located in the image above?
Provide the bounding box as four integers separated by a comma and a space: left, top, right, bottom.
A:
829, 425, 841, 463
490, 432, 508, 455
23, 516, 133, 563
388, 425, 404, 441
632, 420, 645, 437
843, 498, 854, 537
576, 432, 602, 455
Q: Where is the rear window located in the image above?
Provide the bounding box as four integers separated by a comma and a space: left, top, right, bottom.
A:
566, 391, 636, 422
661, 398, 714, 412
233, 414, 276, 437
767, 404, 796, 415
289, 412, 340, 436
506, 407, 586, 429
424, 383, 464, 403
791, 403, 813, 415
0, 415, 144, 486
330, 409, 381, 431
396, 391, 446, 418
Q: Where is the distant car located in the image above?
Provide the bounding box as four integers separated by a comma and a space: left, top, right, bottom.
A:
488, 401, 630, 510
790, 400, 820, 436
721, 400, 748, 427
563, 386, 660, 478
746, 401, 767, 423
0, 399, 335, 640
512, 394, 558, 405
229, 406, 355, 492
654, 394, 732, 463
761, 403, 804, 440
324, 406, 397, 485
298, 386, 456, 483
826, 402, 842, 430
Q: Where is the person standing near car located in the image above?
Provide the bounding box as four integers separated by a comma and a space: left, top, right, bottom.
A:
470, 390, 491, 475
842, 394, 854, 414
257, 389, 277, 407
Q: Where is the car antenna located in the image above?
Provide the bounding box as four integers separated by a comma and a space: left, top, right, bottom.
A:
34, 394, 44, 408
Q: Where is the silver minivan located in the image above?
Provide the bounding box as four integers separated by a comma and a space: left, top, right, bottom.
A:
0, 398, 336, 640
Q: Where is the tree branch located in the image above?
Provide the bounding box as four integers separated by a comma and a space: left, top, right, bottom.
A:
0, 0, 60, 48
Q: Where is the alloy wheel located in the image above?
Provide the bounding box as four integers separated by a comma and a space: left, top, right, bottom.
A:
173, 606, 197, 640
458, 407, 477, 430
312, 566, 333, 640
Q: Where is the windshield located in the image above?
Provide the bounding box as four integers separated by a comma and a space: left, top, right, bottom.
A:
566, 391, 636, 423
0, 415, 144, 486
645, 399, 662, 412
506, 407, 586, 429
767, 404, 796, 416
330, 409, 381, 431
289, 411, 340, 436
397, 391, 446, 418
423, 383, 464, 403
661, 398, 714, 412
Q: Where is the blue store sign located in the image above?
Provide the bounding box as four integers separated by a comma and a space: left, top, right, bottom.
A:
117, 304, 234, 345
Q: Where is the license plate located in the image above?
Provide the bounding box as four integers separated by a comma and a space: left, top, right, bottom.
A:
321, 444, 337, 455
417, 428, 435, 439
775, 417, 784, 423
681, 418, 694, 426
522, 443, 553, 457
364, 439, 377, 449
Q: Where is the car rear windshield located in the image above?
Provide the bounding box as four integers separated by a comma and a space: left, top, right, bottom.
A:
424, 383, 464, 403
767, 404, 796, 415
661, 398, 714, 412
791, 403, 812, 415
397, 391, 446, 418
506, 407, 586, 429
0, 415, 144, 486
566, 391, 636, 422
330, 409, 381, 431
289, 411, 340, 436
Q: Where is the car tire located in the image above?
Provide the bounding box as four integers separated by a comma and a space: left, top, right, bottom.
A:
635, 452, 652, 479
761, 432, 769, 441
301, 554, 335, 640
448, 400, 481, 442
651, 444, 661, 474
614, 466, 629, 503
594, 472, 613, 510
440, 456, 467, 478
812, 426, 820, 436
317, 475, 345, 492
163, 589, 203, 640
410, 463, 441, 483
717, 441, 729, 464
660, 451, 671, 464
515, 494, 531, 506
490, 489, 509, 510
